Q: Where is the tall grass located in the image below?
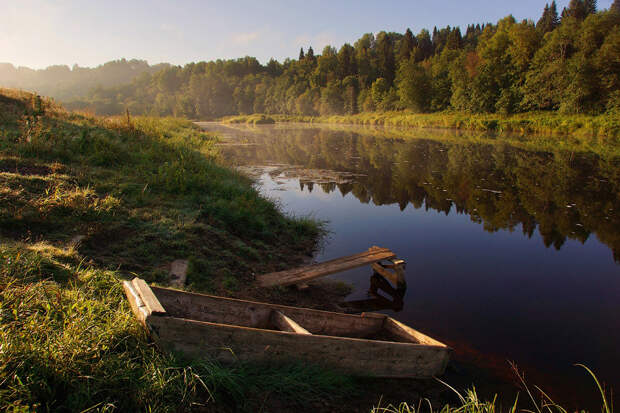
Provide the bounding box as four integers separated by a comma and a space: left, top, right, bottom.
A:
0, 89, 338, 411
0, 243, 354, 411
371, 364, 614, 413
1, 88, 614, 411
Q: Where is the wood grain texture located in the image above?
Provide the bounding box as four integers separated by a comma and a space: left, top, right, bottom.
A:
371, 262, 405, 288
169, 259, 188, 287
257, 246, 397, 287
151, 285, 385, 337
271, 310, 311, 335
131, 278, 166, 316
146, 315, 451, 378
384, 317, 447, 347
124, 278, 451, 378
122, 281, 148, 324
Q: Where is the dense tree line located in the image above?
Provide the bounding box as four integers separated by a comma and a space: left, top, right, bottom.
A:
5, 1, 620, 117
0, 59, 169, 101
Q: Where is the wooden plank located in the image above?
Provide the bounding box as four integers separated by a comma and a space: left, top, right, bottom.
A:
122, 280, 149, 324
151, 285, 385, 337
131, 278, 166, 316
169, 259, 188, 288
381, 259, 406, 269
384, 317, 447, 347
371, 263, 405, 288
146, 315, 451, 378
257, 246, 396, 287
271, 310, 311, 335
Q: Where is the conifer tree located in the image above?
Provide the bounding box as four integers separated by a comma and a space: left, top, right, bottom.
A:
397, 28, 416, 63
550, 1, 559, 26
445, 27, 462, 50
612, 0, 620, 12
375, 32, 396, 85
415, 29, 433, 62
538, 3, 551, 27
307, 46, 315, 61
432, 27, 439, 52
337, 43, 357, 79
538, 1, 560, 34
584, 0, 596, 15
299, 47, 305, 60
562, 0, 586, 20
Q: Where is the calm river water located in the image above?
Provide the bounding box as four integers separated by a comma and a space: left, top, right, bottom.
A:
198, 122, 619, 410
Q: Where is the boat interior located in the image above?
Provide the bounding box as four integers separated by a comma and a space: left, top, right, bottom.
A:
149, 284, 444, 346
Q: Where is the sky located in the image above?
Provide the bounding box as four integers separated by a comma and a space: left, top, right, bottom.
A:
1, 0, 615, 69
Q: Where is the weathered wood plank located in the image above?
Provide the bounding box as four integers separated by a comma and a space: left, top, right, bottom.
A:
132, 278, 166, 316
151, 285, 385, 337
146, 315, 451, 378
271, 310, 311, 335
257, 246, 397, 287
371, 263, 405, 288
384, 317, 447, 347
169, 259, 188, 288
122, 281, 149, 323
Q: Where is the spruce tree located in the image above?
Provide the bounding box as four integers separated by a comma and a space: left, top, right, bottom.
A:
307, 46, 315, 62
375, 32, 396, 85
445, 27, 462, 50
538, 1, 559, 34
537, 4, 551, 32
464, 24, 480, 49
416, 29, 433, 61
550, 1, 559, 26
432, 27, 439, 52
584, 0, 596, 15
612, 0, 620, 12
299, 47, 305, 60
563, 0, 586, 20
397, 28, 416, 63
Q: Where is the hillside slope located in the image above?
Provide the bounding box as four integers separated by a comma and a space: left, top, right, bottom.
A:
0, 89, 357, 411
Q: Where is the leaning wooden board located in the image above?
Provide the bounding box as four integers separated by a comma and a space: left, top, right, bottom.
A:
123, 278, 451, 378
256, 246, 398, 287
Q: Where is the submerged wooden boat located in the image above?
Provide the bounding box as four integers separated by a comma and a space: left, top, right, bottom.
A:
123, 278, 452, 378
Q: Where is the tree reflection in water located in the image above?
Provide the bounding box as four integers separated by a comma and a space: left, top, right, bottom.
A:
219, 125, 620, 262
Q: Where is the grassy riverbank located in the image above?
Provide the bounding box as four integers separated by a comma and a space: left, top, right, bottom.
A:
0, 88, 358, 411
223, 111, 620, 140
1, 89, 614, 411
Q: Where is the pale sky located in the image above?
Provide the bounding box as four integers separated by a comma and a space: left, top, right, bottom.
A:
1, 0, 614, 69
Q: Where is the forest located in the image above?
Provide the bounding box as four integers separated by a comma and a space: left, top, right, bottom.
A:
0, 59, 169, 101
18, 0, 618, 118
1, 1, 619, 119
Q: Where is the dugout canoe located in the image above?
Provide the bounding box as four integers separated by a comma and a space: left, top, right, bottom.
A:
123, 277, 451, 378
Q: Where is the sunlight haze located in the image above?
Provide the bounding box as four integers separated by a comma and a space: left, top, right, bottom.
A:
2, 0, 615, 68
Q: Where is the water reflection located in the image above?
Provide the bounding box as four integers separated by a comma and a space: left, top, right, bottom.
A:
343, 273, 406, 313
217, 124, 620, 262
343, 261, 407, 313
199, 122, 620, 409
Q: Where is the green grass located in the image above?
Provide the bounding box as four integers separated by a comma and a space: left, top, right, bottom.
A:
0, 243, 355, 411
371, 364, 614, 413
220, 111, 620, 158
237, 110, 620, 144
0, 88, 354, 411
1, 89, 615, 411
318, 111, 620, 139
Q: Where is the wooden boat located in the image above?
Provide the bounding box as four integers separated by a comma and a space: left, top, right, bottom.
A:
123, 277, 452, 378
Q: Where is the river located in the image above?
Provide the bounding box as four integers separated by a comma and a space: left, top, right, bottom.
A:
197, 121, 619, 410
